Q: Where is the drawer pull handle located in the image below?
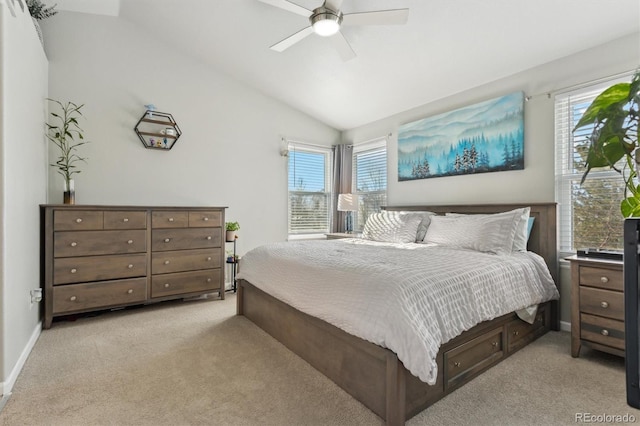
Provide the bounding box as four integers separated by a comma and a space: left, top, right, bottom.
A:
75, 218, 82, 223
70, 268, 77, 274
207, 257, 212, 261
207, 278, 212, 283
127, 289, 133, 294
513, 331, 519, 336
123, 218, 129, 222
601, 329, 609, 336
70, 296, 77, 301
168, 218, 174, 222
164, 238, 171, 243
454, 362, 461, 367
128, 264, 134, 269
206, 236, 212, 240
600, 301, 609, 309
600, 276, 609, 283
204, 217, 209, 221
164, 283, 170, 288
127, 240, 133, 244
164, 260, 170, 265
491, 341, 498, 347
70, 242, 77, 247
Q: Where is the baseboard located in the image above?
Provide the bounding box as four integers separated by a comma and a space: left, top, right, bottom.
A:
0, 392, 11, 414
1, 321, 41, 396
560, 320, 571, 332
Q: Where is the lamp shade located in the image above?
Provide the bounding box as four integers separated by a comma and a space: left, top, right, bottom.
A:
337, 193, 357, 212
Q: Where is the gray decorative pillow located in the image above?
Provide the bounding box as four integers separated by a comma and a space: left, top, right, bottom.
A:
398, 211, 437, 242
362, 211, 423, 243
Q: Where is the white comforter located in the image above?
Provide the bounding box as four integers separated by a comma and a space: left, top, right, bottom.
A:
237, 239, 559, 384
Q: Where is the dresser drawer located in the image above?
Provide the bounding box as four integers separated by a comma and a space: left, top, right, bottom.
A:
444, 327, 503, 390
581, 313, 625, 351
104, 211, 147, 230
54, 230, 147, 257
579, 265, 623, 291
54, 210, 103, 231
507, 307, 548, 352
152, 228, 222, 251
152, 211, 189, 228
151, 269, 222, 298
579, 286, 623, 321
188, 211, 222, 228
152, 248, 221, 274
52, 278, 147, 314
54, 253, 147, 285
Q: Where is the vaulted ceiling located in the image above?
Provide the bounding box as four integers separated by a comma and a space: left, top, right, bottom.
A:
51, 0, 640, 130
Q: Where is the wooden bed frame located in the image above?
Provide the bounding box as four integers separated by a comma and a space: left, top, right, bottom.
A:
237, 203, 558, 425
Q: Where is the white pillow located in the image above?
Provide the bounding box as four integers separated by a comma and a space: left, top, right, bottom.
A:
397, 211, 437, 242
424, 211, 521, 254
446, 207, 531, 252
362, 211, 423, 243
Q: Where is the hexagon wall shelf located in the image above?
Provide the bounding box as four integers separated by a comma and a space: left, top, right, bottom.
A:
134, 110, 182, 150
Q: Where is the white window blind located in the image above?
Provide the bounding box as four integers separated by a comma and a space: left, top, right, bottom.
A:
555, 75, 632, 254
288, 142, 332, 235
352, 139, 387, 232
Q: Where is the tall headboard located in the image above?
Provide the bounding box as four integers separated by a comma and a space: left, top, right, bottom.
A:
385, 203, 559, 329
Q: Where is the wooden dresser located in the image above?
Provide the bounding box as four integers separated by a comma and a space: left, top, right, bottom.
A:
41, 205, 226, 329
568, 255, 624, 358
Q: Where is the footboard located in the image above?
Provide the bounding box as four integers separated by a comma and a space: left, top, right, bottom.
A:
237, 279, 552, 425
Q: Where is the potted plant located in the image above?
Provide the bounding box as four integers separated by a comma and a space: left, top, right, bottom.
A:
575, 70, 640, 217
46, 99, 89, 204
225, 221, 240, 242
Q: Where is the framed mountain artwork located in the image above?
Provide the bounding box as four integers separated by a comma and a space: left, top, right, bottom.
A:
398, 92, 524, 181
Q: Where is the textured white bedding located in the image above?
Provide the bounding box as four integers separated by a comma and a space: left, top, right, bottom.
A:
237, 239, 559, 384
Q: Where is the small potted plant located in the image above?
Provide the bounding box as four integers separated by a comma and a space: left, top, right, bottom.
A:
225, 221, 240, 242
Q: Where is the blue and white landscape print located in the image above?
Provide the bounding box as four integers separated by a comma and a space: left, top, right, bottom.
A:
397, 92, 524, 181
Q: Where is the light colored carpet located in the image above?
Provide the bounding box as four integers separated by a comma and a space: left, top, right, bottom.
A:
0, 294, 636, 426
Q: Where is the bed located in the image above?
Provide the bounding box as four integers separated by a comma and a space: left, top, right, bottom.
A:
236, 203, 559, 425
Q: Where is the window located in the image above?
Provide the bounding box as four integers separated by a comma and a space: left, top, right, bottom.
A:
555, 75, 632, 254
352, 139, 387, 232
288, 142, 332, 235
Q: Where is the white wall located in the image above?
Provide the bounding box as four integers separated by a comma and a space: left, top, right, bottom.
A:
0, 3, 49, 394
342, 32, 640, 325
42, 12, 340, 254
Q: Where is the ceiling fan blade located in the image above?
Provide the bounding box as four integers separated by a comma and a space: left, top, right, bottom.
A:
323, 0, 344, 12
342, 9, 409, 26
270, 26, 315, 52
256, 0, 312, 17
329, 31, 356, 61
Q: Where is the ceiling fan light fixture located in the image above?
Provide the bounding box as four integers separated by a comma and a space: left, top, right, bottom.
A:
310, 7, 342, 37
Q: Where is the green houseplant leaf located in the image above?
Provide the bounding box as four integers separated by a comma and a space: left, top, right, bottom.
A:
575, 70, 640, 217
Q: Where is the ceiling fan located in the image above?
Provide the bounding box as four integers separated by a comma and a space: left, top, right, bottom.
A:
257, 0, 409, 61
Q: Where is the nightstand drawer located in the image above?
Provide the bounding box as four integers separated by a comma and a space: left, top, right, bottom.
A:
579, 286, 623, 320
579, 265, 623, 291
581, 313, 625, 351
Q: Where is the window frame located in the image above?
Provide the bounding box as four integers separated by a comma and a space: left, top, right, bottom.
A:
554, 74, 633, 256
287, 141, 333, 239
351, 138, 388, 233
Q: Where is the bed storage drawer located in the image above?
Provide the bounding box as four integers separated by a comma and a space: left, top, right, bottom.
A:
52, 278, 147, 314
444, 327, 503, 390
151, 269, 222, 298
507, 306, 548, 352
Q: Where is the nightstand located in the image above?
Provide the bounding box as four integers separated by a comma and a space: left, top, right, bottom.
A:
325, 233, 359, 240
567, 255, 624, 358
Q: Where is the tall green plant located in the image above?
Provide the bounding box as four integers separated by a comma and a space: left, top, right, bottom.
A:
575, 70, 640, 217
46, 99, 88, 188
